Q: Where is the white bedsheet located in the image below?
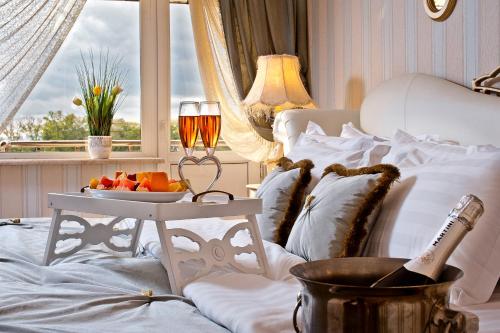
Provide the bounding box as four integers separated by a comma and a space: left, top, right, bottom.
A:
460, 285, 500, 333
183, 242, 304, 333
141, 218, 306, 333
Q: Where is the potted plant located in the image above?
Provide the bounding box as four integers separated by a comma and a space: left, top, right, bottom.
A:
73, 51, 125, 159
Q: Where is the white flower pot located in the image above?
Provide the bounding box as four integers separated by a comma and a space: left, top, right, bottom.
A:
88, 136, 112, 159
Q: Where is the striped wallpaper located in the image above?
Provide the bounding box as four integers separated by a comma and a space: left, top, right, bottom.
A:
0, 161, 160, 218
308, 0, 500, 110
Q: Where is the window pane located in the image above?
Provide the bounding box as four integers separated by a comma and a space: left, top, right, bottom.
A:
169, 4, 230, 153
170, 4, 204, 152
5, 0, 141, 152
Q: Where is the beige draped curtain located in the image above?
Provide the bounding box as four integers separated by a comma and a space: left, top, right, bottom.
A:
189, 0, 276, 162
0, 0, 86, 130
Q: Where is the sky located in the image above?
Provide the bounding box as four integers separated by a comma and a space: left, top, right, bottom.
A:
15, 1, 205, 123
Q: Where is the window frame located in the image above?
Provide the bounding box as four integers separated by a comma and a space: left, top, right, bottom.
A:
1, 0, 157, 159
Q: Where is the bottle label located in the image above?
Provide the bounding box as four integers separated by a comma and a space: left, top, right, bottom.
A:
414, 250, 434, 265
432, 218, 456, 246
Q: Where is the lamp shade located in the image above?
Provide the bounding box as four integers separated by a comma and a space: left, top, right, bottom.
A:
243, 54, 316, 110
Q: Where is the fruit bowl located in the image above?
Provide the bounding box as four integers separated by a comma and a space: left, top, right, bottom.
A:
87, 189, 188, 203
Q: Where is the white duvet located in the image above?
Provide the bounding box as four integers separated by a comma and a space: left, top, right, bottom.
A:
183, 242, 304, 333
140, 218, 305, 333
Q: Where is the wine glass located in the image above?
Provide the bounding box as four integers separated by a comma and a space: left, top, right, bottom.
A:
199, 101, 221, 156
178, 101, 200, 156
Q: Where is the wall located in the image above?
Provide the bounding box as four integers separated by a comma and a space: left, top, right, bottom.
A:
308, 0, 500, 110
0, 160, 160, 218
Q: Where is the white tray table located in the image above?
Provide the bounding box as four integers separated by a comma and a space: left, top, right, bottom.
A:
43, 192, 269, 295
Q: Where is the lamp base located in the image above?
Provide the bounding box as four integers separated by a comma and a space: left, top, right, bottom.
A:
247, 114, 275, 142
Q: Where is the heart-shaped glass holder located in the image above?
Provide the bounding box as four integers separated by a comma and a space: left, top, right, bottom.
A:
178, 155, 222, 195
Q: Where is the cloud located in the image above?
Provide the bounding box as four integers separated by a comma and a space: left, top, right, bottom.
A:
16, 1, 205, 124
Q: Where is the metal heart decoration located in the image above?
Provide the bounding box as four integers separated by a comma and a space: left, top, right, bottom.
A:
178, 155, 222, 195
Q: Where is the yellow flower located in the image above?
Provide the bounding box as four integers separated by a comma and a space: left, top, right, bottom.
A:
93, 85, 102, 95
72, 97, 83, 106
111, 85, 123, 95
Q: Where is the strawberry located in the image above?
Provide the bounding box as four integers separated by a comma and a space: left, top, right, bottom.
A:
99, 176, 114, 188
127, 173, 137, 181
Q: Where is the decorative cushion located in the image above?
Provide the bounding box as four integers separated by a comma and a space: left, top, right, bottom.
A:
285, 164, 400, 261
255, 157, 313, 245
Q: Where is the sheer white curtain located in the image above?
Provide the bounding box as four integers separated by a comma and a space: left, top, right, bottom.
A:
0, 0, 86, 129
189, 0, 277, 162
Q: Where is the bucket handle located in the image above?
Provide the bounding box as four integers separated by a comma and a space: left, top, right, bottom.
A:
430, 303, 468, 333
293, 292, 302, 333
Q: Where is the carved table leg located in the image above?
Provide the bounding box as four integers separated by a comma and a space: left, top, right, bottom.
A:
156, 220, 181, 295
43, 210, 144, 266
155, 214, 271, 296
245, 214, 270, 278
43, 209, 63, 265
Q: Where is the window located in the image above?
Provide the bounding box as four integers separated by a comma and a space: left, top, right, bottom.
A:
0, 0, 231, 158
2, 0, 141, 152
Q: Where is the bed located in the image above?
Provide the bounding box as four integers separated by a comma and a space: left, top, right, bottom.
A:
1, 73, 499, 333
273, 73, 500, 332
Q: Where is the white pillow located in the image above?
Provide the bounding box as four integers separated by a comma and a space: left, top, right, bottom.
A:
365, 152, 500, 306
286, 133, 390, 189
383, 129, 500, 167
393, 129, 460, 146
341, 123, 460, 145
340, 122, 388, 142
305, 120, 327, 136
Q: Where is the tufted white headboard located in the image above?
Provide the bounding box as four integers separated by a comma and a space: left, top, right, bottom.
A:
361, 73, 500, 145
274, 73, 500, 153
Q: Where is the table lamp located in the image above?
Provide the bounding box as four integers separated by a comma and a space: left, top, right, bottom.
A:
243, 54, 316, 142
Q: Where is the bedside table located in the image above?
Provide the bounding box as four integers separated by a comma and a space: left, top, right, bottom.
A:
246, 184, 260, 198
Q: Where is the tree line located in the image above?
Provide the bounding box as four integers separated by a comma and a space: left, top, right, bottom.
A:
0, 111, 143, 152
1, 111, 141, 141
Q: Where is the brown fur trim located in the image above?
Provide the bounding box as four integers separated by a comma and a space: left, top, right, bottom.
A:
322, 163, 400, 257
273, 157, 314, 246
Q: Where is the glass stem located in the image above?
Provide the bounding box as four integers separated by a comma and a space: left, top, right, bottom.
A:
184, 147, 194, 157
205, 147, 215, 156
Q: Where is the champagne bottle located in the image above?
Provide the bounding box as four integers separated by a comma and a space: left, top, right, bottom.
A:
371, 194, 484, 288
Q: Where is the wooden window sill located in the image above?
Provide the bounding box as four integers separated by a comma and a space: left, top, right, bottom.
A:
0, 157, 165, 166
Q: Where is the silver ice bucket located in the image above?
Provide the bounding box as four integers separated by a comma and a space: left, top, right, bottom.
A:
290, 257, 476, 333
